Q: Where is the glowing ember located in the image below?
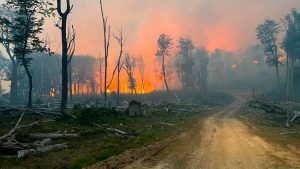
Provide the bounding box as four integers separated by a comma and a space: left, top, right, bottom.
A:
278, 56, 286, 62
50, 88, 56, 97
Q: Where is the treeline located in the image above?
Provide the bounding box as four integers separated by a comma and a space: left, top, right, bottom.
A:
154, 36, 274, 92
156, 36, 210, 93
0, 53, 98, 104
256, 8, 300, 101
0, 0, 299, 109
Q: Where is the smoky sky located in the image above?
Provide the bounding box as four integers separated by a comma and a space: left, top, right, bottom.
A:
1, 0, 300, 91
42, 0, 300, 59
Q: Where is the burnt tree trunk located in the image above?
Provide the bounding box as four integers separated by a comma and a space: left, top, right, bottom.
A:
162, 54, 169, 92
117, 64, 121, 105
99, 0, 110, 107
61, 16, 68, 111
68, 62, 73, 102
10, 61, 19, 104
57, 0, 73, 112
114, 28, 125, 105
275, 63, 280, 87
22, 59, 33, 108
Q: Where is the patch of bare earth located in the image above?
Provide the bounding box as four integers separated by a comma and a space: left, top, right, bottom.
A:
89, 97, 300, 169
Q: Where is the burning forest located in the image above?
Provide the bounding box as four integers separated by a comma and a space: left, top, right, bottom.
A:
0, 0, 300, 169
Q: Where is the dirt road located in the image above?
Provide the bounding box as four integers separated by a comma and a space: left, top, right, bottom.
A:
125, 97, 300, 169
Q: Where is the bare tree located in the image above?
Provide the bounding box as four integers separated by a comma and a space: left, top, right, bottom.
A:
97, 55, 104, 96
114, 28, 126, 104
67, 27, 76, 102
123, 53, 137, 94
68, 61, 73, 101
57, 0, 75, 111
99, 0, 111, 107
97, 27, 125, 104
138, 56, 145, 94
156, 34, 173, 92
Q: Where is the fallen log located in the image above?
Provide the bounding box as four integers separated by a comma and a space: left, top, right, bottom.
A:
278, 131, 300, 135
0, 141, 26, 155
0, 112, 25, 141
174, 108, 195, 113
105, 128, 128, 135
249, 101, 287, 114
173, 93, 181, 104
32, 138, 52, 147
0, 119, 55, 141
93, 123, 128, 135
36, 143, 68, 153
30, 133, 79, 140
249, 91, 300, 128
158, 122, 175, 126
290, 111, 300, 122
0, 106, 62, 117
18, 143, 68, 158
18, 149, 34, 158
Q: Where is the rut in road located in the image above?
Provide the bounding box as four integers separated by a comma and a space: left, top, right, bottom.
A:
125, 98, 300, 169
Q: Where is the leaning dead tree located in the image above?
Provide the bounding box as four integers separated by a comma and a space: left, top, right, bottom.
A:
57, 0, 75, 112
99, 0, 111, 107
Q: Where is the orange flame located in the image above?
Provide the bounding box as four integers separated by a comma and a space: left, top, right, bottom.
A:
278, 56, 286, 62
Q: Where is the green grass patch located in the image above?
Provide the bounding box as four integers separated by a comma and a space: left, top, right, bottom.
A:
0, 106, 209, 169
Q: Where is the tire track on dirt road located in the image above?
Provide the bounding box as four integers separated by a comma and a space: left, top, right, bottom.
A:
125, 96, 300, 169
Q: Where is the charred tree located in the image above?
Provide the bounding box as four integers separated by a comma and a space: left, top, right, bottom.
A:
57, 0, 75, 112
114, 28, 126, 104
98, 55, 104, 96
68, 62, 73, 102
4, 0, 54, 108
0, 11, 19, 103
256, 19, 281, 87
195, 47, 209, 94
177, 37, 195, 89
156, 34, 172, 92
282, 9, 300, 101
124, 54, 137, 94
99, 0, 111, 107
138, 56, 145, 94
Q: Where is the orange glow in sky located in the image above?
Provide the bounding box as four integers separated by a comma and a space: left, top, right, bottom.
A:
40, 0, 300, 92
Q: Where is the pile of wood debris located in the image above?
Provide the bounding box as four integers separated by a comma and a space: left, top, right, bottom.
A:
0, 108, 77, 158
248, 90, 300, 128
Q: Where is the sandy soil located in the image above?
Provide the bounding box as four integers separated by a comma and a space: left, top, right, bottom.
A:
124, 97, 300, 169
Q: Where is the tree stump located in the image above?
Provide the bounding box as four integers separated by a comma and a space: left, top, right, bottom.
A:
128, 100, 142, 116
